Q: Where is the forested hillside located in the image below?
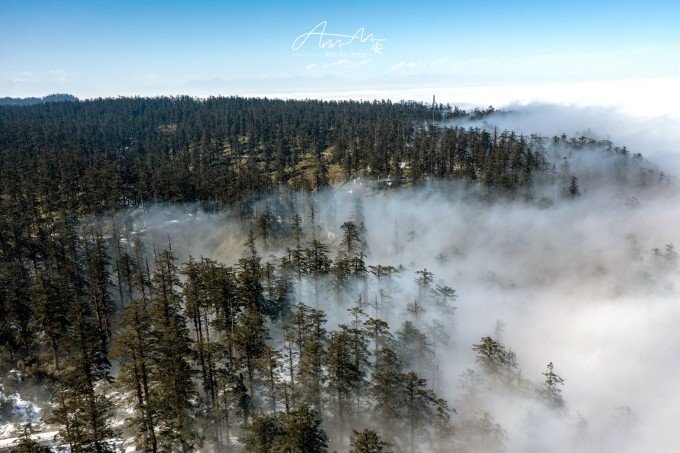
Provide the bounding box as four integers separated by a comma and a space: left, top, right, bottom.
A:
0, 97, 666, 452
0, 96, 650, 215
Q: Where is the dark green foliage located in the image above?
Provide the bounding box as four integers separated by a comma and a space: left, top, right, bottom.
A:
370, 347, 405, 425
284, 303, 327, 411
402, 371, 451, 449
111, 250, 159, 452
278, 404, 329, 452
49, 296, 116, 453
242, 412, 286, 452
148, 248, 197, 451
350, 428, 391, 453
472, 336, 519, 384
243, 405, 328, 452
0, 96, 644, 220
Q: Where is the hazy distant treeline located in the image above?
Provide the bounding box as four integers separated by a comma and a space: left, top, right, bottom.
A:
0, 93, 78, 106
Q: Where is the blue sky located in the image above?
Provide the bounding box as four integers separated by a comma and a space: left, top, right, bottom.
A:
1, 0, 679, 104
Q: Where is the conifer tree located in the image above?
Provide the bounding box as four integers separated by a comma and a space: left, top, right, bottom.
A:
305, 238, 331, 306
340, 221, 361, 254
83, 232, 115, 350
540, 362, 565, 409
112, 251, 158, 452
350, 428, 391, 453
402, 371, 450, 451
31, 270, 70, 370
472, 336, 519, 385
182, 258, 218, 409
370, 347, 404, 430
0, 260, 34, 367
50, 295, 116, 453
148, 248, 196, 451
279, 404, 329, 453
298, 306, 327, 412
326, 323, 369, 446
242, 412, 285, 452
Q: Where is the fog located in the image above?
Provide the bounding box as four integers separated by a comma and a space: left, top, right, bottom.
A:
453, 102, 680, 174
123, 151, 680, 451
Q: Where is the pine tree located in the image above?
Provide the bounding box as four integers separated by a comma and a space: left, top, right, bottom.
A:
456, 368, 484, 414
540, 362, 565, 409
262, 345, 282, 411
340, 221, 361, 254
402, 371, 450, 451
234, 304, 268, 408
298, 306, 327, 412
257, 202, 278, 249
286, 213, 307, 296
350, 428, 391, 453
233, 372, 251, 424
112, 251, 158, 452
415, 268, 434, 303
458, 412, 505, 452
568, 175, 581, 198
370, 347, 404, 430
397, 321, 432, 376
148, 248, 196, 451
279, 404, 329, 453
242, 412, 285, 452
326, 323, 369, 447
31, 270, 69, 370
305, 239, 331, 306
206, 262, 239, 370
83, 232, 115, 351
182, 258, 218, 409
50, 295, 116, 453
0, 260, 34, 367
363, 317, 392, 363
472, 336, 519, 384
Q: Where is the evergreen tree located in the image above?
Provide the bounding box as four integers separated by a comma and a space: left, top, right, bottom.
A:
83, 232, 115, 351
242, 412, 285, 452
50, 295, 116, 453
350, 428, 391, 453
370, 347, 404, 430
340, 221, 361, 254
112, 252, 159, 452
279, 404, 329, 453
568, 175, 581, 198
326, 323, 369, 447
148, 248, 196, 451
402, 371, 450, 451
540, 362, 565, 409
472, 336, 519, 385
305, 239, 331, 306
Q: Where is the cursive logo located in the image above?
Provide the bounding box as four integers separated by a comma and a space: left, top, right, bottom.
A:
292, 21, 385, 55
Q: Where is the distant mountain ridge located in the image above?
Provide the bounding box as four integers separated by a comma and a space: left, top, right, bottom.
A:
0, 93, 78, 106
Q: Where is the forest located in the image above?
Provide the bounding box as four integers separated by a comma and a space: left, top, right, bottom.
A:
0, 97, 671, 452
